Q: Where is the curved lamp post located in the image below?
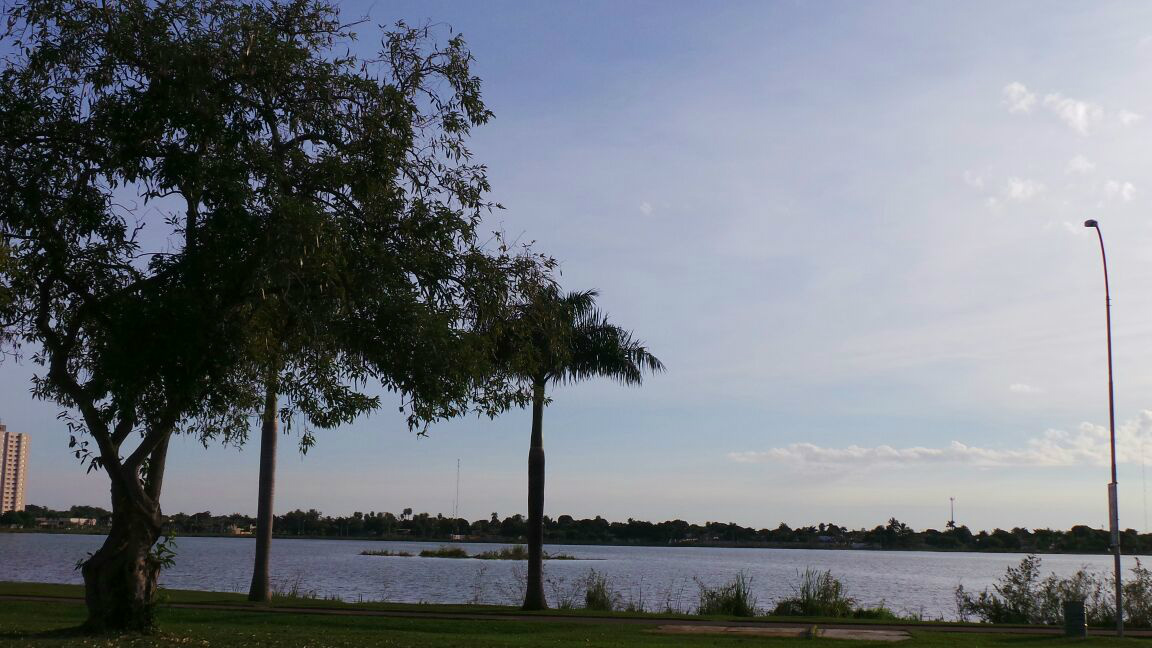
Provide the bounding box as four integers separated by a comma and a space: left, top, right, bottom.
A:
1085, 218, 1123, 637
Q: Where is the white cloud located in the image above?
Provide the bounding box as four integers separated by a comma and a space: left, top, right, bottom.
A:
639, 201, 653, 215
1005, 177, 1045, 201
1002, 82, 1036, 114
985, 196, 1002, 211
1104, 180, 1136, 202
1065, 155, 1096, 175
962, 170, 984, 189
1042, 93, 1104, 135
1119, 110, 1142, 127
1006, 84, 1132, 134
1009, 383, 1041, 394
728, 412, 1152, 468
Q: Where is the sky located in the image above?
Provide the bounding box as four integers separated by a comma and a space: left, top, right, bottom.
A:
6, 0, 1152, 533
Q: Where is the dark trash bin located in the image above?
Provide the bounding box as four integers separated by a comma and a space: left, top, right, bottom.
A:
1063, 600, 1086, 638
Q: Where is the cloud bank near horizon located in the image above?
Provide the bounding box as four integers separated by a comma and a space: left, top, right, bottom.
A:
730, 411, 1152, 469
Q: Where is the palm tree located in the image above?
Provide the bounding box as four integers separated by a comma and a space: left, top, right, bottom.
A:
247, 377, 279, 602
504, 286, 664, 610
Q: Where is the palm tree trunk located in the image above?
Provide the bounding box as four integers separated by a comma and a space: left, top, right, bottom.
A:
522, 378, 548, 610
248, 380, 278, 602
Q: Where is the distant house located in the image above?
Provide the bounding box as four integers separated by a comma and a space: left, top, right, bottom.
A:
36, 517, 97, 528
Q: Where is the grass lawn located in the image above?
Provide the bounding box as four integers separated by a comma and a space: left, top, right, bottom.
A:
0, 596, 1149, 647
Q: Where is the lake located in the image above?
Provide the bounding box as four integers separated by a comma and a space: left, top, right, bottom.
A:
0, 533, 1125, 619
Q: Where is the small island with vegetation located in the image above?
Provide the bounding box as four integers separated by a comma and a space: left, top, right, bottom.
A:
360, 545, 580, 560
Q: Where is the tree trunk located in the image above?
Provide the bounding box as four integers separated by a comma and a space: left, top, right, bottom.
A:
248, 381, 278, 602
81, 479, 163, 633
522, 378, 547, 610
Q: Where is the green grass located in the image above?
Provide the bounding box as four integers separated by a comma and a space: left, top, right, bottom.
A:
2, 598, 1150, 647
0, 581, 1088, 627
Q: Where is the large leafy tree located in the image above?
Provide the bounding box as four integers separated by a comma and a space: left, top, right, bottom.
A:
0, 0, 539, 631
241, 203, 536, 603
502, 286, 664, 610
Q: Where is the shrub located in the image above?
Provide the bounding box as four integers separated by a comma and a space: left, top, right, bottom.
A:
773, 568, 854, 618
955, 554, 1044, 624
696, 572, 758, 617
1124, 559, 1152, 627
955, 554, 1133, 626
583, 570, 620, 611
851, 603, 904, 620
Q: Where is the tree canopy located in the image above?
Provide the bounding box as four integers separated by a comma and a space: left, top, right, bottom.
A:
0, 0, 545, 630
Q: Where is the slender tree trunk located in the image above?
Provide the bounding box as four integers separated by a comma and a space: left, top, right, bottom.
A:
248, 381, 278, 602
523, 378, 548, 610
81, 470, 164, 633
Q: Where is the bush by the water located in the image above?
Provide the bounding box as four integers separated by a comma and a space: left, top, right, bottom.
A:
851, 603, 905, 620
773, 568, 854, 617
695, 572, 758, 616
772, 567, 904, 620
955, 554, 1152, 627
583, 570, 621, 611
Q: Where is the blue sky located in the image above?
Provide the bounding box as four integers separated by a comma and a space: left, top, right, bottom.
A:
6, 1, 1152, 532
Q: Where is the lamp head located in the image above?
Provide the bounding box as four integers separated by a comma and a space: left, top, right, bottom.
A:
1084, 219, 1099, 228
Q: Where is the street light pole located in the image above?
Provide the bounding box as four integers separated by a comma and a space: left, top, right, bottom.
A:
1084, 218, 1123, 637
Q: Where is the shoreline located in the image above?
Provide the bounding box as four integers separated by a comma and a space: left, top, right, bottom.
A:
2, 528, 1143, 557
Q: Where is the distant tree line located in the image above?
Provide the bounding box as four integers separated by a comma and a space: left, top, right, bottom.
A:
5, 507, 1149, 555
0, 504, 113, 527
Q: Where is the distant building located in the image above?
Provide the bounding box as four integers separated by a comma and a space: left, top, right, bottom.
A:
1, 424, 29, 513
36, 517, 97, 528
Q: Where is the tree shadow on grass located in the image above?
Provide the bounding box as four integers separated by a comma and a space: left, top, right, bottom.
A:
0, 625, 181, 644
920, 633, 1134, 646
0, 625, 88, 640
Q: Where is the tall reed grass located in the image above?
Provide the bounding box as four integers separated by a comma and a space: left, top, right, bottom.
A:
695, 572, 758, 616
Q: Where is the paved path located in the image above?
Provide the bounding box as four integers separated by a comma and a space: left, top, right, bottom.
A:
3, 594, 1147, 638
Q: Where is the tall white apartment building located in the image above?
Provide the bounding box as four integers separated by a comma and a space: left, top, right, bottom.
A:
1, 424, 29, 513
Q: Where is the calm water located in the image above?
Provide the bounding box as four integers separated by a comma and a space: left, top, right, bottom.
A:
0, 533, 1124, 619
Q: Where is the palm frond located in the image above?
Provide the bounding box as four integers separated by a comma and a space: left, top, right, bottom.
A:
499, 282, 663, 388
559, 289, 598, 320
553, 307, 665, 386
